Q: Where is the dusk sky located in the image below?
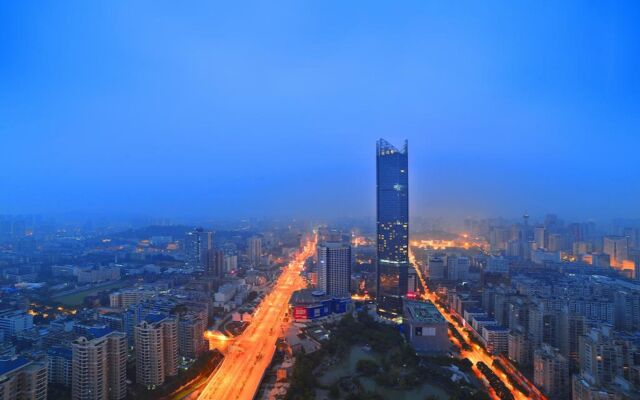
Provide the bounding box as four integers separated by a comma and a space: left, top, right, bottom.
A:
1, 1, 639, 221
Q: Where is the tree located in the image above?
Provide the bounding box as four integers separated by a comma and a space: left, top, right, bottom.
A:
356, 359, 379, 376
328, 383, 340, 399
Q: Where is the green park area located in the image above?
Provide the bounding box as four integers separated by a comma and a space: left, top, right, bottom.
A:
53, 281, 131, 306
285, 312, 490, 400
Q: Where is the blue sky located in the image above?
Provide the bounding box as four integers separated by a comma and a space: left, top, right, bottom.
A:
1, 1, 639, 221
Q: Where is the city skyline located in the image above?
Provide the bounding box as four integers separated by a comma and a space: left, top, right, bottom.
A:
2, 2, 640, 220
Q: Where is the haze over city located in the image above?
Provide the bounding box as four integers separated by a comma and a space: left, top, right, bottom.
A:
2, 2, 639, 221
2, 4, 640, 400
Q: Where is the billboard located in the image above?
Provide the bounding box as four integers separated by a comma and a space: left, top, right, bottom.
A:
293, 306, 308, 320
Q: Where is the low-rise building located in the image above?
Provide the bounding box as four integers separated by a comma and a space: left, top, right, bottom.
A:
289, 289, 351, 322
402, 299, 449, 354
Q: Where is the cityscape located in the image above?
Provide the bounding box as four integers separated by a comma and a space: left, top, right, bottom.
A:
2, 3, 640, 400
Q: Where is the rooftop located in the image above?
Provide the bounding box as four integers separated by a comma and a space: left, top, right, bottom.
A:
483, 325, 509, 332
290, 288, 350, 305
473, 316, 496, 322
377, 138, 408, 156
0, 357, 29, 376
403, 299, 446, 324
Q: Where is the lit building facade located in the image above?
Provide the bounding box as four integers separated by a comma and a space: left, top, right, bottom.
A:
604, 235, 629, 268
184, 228, 213, 268
317, 242, 351, 297
376, 138, 409, 317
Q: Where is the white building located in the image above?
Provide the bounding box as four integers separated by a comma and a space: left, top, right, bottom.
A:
481, 325, 509, 355
72, 332, 127, 400
317, 242, 351, 297
447, 256, 470, 281
0, 310, 33, 337
135, 317, 178, 390
604, 236, 629, 268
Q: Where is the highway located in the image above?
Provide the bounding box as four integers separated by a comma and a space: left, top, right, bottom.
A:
409, 250, 546, 400
198, 237, 316, 400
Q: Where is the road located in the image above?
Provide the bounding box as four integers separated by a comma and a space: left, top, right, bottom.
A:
198, 237, 316, 400
409, 250, 546, 400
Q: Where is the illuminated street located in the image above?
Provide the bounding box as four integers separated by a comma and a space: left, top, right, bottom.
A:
409, 250, 546, 400
197, 237, 317, 400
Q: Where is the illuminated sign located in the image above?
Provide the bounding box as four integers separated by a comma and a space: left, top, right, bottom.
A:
293, 307, 308, 320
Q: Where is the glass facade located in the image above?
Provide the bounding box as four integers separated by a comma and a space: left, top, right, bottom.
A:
376, 138, 409, 317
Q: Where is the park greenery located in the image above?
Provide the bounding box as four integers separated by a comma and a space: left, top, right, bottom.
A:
285, 311, 490, 400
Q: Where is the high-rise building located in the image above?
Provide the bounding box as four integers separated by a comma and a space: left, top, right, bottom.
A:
622, 227, 639, 249
426, 256, 445, 280
534, 344, 570, 400
578, 326, 638, 387
206, 249, 225, 277
376, 138, 409, 317
614, 289, 640, 332
106, 333, 127, 400
603, 235, 629, 268
508, 329, 533, 368
224, 254, 238, 272
177, 313, 207, 360
184, 228, 213, 268
134, 316, 178, 390
547, 233, 566, 252
446, 255, 470, 281
0, 357, 47, 400
247, 236, 262, 267
47, 346, 72, 387
72, 331, 127, 400
573, 241, 593, 257
534, 226, 546, 249
317, 242, 351, 297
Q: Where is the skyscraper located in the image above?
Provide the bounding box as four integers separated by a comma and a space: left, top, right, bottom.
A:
376, 138, 409, 317
184, 228, 213, 268
317, 242, 351, 297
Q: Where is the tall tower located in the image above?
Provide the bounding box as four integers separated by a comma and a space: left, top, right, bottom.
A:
318, 242, 352, 297
375, 138, 409, 317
